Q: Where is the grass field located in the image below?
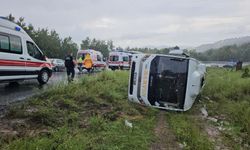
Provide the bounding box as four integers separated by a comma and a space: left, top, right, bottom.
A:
0, 68, 249, 149
201, 68, 250, 148
166, 67, 250, 149
0, 71, 158, 150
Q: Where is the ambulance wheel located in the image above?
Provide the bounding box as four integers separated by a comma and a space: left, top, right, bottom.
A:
38, 69, 49, 85
54, 67, 59, 72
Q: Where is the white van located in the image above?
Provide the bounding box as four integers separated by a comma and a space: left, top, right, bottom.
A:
50, 58, 65, 72
108, 51, 131, 70
76, 49, 106, 71
128, 52, 206, 111
0, 17, 52, 84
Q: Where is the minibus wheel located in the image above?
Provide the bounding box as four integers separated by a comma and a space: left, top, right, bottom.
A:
38, 69, 49, 84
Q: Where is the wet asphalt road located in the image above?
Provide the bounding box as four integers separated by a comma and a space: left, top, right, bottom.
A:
0, 70, 83, 107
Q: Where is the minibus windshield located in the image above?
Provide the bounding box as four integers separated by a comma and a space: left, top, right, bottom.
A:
148, 56, 188, 109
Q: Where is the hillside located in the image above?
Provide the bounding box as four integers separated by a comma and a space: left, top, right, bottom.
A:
196, 36, 250, 52
190, 42, 250, 61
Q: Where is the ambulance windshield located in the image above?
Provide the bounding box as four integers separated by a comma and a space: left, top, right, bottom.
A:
110, 55, 119, 61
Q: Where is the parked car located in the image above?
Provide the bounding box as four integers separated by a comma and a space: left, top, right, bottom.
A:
0, 17, 52, 84
128, 50, 206, 111
223, 61, 236, 69
50, 58, 65, 72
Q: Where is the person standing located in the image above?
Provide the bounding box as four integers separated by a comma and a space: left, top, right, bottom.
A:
65, 52, 75, 82
83, 53, 93, 73
77, 56, 83, 73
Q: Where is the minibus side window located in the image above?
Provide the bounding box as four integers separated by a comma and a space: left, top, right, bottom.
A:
27, 41, 44, 60
0, 35, 10, 51
9, 35, 22, 54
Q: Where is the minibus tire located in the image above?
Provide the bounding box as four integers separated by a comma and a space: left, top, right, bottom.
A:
38, 69, 49, 85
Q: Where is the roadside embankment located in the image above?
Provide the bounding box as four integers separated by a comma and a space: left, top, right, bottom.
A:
0, 71, 157, 149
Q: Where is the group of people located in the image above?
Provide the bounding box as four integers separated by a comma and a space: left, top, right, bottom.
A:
64, 52, 93, 82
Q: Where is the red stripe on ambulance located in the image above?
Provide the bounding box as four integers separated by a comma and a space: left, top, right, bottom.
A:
0, 59, 51, 67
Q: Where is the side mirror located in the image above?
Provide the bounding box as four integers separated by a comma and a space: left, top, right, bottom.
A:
42, 55, 47, 61
103, 58, 106, 61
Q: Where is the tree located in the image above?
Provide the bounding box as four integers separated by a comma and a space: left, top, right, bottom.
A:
25, 23, 35, 38
16, 17, 26, 29
80, 37, 111, 57
61, 37, 78, 57
160, 48, 170, 54
5, 14, 80, 59
189, 43, 250, 61
107, 40, 114, 50
80, 37, 91, 49
6, 14, 15, 22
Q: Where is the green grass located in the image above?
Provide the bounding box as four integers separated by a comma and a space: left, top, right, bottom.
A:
164, 67, 250, 149
166, 112, 214, 150
1, 71, 158, 150
1, 68, 250, 149
5, 116, 156, 150
202, 68, 250, 146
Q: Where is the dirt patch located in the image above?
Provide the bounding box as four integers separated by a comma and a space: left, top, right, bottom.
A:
150, 111, 181, 150
203, 122, 231, 150
0, 118, 25, 142
197, 113, 232, 150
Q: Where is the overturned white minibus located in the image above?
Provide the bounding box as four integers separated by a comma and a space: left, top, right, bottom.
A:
128, 53, 206, 111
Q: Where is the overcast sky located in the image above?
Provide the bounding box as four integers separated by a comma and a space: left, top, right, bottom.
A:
1, 0, 250, 48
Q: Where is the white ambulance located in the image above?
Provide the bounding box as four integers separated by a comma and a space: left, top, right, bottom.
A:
108, 51, 131, 70
0, 17, 52, 84
128, 51, 206, 111
76, 49, 106, 71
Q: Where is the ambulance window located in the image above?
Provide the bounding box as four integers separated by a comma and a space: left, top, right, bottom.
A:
27, 41, 44, 60
10, 35, 22, 54
110, 55, 119, 61
123, 56, 129, 62
0, 35, 10, 50
97, 55, 102, 61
